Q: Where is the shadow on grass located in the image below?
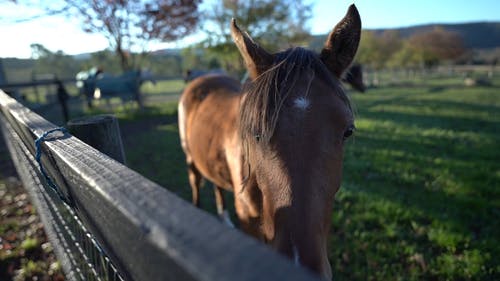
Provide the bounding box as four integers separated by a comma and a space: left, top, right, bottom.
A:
333, 85, 500, 280
359, 104, 498, 134
344, 132, 499, 230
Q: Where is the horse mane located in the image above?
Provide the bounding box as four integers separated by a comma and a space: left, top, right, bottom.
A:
239, 47, 351, 144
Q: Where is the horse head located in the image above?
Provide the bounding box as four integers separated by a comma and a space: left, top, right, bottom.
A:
232, 5, 361, 279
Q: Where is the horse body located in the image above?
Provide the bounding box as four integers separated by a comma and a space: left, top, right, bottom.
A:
178, 5, 361, 280
179, 75, 242, 191
76, 68, 155, 106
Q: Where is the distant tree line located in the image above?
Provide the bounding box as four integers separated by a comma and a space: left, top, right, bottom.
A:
355, 28, 468, 70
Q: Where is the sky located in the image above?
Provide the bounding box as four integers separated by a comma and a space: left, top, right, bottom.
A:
1, 0, 499, 59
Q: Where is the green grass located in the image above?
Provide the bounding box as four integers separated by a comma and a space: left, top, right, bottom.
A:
142, 79, 185, 95
17, 78, 184, 107
335, 84, 499, 280
18, 84, 80, 105
72, 77, 499, 280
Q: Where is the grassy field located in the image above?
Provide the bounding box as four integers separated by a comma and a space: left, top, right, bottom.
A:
81, 75, 499, 280
333, 80, 499, 280
7, 75, 499, 280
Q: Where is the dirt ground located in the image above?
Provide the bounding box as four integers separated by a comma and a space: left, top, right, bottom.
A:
0, 132, 65, 280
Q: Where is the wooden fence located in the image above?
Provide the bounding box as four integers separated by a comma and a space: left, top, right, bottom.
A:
0, 89, 321, 281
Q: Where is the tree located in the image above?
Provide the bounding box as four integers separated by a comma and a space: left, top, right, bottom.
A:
407, 28, 466, 67
356, 30, 402, 70
30, 43, 81, 79
386, 41, 421, 69
201, 0, 312, 75
83, 50, 123, 74
378, 30, 403, 66
181, 45, 211, 71
36, 0, 201, 71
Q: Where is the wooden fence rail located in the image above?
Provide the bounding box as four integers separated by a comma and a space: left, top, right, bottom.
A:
0, 89, 320, 281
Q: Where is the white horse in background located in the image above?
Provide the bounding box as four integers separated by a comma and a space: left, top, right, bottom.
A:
76, 67, 156, 107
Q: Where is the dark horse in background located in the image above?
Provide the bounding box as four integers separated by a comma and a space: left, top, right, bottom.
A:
178, 5, 361, 280
343, 63, 365, 92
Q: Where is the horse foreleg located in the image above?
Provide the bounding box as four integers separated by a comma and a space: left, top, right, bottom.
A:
187, 163, 203, 207
232, 176, 262, 238
214, 185, 234, 227
214, 185, 225, 215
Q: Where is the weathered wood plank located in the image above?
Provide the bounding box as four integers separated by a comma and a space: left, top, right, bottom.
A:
0, 89, 321, 281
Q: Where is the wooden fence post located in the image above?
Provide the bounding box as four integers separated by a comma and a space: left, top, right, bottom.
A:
55, 79, 70, 122
67, 114, 126, 164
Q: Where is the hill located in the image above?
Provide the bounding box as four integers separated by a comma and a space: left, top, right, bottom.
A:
310, 22, 500, 51
371, 22, 500, 49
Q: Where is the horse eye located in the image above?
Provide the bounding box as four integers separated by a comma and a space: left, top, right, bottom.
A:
343, 126, 355, 140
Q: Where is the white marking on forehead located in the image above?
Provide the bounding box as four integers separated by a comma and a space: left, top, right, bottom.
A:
293, 96, 310, 110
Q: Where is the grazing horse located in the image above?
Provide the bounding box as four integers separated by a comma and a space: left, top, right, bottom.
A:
178, 5, 361, 279
76, 68, 155, 107
343, 63, 366, 92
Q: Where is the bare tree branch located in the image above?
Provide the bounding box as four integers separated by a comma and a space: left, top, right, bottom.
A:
14, 0, 201, 71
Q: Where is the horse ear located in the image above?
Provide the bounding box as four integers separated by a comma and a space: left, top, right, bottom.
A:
320, 4, 361, 78
230, 18, 273, 80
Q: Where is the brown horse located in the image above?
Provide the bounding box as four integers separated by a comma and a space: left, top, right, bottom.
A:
178, 5, 361, 279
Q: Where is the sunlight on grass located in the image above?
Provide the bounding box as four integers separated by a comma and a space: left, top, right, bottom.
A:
75, 79, 499, 280
336, 83, 499, 280
142, 79, 185, 94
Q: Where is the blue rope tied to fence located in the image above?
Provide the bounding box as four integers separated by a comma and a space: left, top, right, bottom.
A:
35, 127, 70, 205
35, 127, 113, 271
